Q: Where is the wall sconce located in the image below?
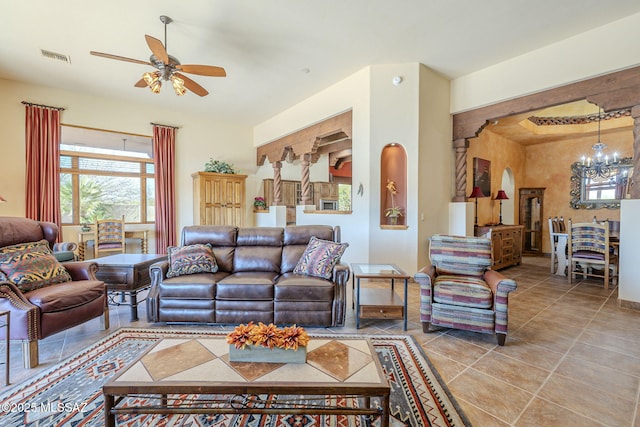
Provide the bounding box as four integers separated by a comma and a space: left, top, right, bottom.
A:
0, 195, 6, 203
495, 190, 509, 225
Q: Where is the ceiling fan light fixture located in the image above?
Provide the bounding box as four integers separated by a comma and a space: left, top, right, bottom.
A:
143, 71, 160, 86
171, 75, 186, 96
149, 79, 162, 94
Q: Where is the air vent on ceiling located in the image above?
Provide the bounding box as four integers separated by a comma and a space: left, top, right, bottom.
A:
40, 49, 71, 64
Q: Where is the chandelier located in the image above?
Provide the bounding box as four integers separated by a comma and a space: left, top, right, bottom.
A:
579, 107, 619, 179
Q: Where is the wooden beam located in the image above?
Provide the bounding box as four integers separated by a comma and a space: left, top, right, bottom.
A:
256, 110, 352, 165
453, 65, 640, 140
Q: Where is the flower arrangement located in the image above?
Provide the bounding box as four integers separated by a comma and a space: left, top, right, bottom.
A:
204, 158, 237, 174
384, 179, 403, 219
253, 196, 267, 210
226, 321, 310, 351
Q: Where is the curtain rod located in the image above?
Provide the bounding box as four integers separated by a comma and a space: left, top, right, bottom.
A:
150, 122, 180, 129
21, 101, 65, 111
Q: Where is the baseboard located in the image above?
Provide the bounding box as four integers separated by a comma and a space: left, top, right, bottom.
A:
618, 298, 640, 311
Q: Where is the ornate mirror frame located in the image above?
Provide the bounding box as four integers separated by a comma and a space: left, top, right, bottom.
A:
569, 157, 633, 209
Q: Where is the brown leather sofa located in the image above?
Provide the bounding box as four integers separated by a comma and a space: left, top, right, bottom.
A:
147, 225, 349, 327
0, 217, 109, 368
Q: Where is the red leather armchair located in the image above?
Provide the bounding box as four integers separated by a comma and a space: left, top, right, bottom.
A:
0, 217, 109, 368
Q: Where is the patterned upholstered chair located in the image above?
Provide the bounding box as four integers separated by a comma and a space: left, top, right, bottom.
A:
94, 216, 126, 258
414, 234, 518, 346
0, 217, 109, 368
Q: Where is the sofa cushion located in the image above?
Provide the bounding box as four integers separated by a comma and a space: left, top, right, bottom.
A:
0, 239, 72, 293
275, 273, 334, 301
166, 243, 218, 278
429, 234, 492, 277
293, 236, 348, 280
433, 274, 493, 309
26, 279, 104, 313
159, 272, 227, 299
281, 226, 335, 273
217, 272, 277, 300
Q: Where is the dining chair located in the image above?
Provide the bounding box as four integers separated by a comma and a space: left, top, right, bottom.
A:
94, 216, 126, 258
567, 219, 617, 289
548, 216, 567, 274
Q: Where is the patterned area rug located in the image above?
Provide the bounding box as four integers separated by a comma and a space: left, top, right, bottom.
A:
0, 328, 470, 426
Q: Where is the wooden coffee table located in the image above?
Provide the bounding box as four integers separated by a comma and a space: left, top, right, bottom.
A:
94, 253, 167, 321
103, 337, 390, 426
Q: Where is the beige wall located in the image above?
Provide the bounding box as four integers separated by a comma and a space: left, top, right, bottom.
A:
467, 129, 526, 226
254, 63, 452, 274
0, 78, 252, 250
451, 12, 640, 113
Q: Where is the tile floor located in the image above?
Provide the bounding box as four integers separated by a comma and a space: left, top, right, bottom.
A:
1, 256, 639, 426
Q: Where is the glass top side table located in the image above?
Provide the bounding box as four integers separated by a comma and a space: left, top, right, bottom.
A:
350, 263, 410, 330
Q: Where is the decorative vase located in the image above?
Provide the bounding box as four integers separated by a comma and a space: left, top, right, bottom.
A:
81, 224, 91, 232
229, 345, 307, 364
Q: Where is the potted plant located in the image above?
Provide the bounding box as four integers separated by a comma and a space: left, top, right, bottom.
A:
204, 158, 237, 174
384, 179, 404, 225
253, 196, 267, 211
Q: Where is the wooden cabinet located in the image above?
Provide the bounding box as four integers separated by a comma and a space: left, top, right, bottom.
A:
264, 179, 337, 224
475, 224, 523, 270
519, 188, 545, 255
193, 172, 247, 226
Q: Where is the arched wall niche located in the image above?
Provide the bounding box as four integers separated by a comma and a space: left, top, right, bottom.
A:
380, 143, 407, 227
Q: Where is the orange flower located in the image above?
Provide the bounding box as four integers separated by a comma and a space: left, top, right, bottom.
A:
226, 321, 255, 349
281, 324, 310, 351
249, 322, 282, 349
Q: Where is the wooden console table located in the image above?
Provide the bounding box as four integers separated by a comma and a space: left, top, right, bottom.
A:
475, 225, 524, 270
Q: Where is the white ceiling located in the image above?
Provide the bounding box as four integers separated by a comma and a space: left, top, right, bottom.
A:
5, 1, 640, 126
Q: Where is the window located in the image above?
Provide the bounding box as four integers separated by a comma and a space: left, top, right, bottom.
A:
60, 126, 154, 225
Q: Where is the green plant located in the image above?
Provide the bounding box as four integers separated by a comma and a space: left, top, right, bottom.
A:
384, 206, 404, 217
204, 158, 237, 174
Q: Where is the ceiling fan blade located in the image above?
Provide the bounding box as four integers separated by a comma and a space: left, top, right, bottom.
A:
176, 64, 226, 77
174, 72, 209, 97
134, 78, 147, 88
145, 35, 169, 64
90, 51, 152, 66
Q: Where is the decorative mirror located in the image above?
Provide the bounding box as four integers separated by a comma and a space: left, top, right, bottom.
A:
570, 157, 633, 209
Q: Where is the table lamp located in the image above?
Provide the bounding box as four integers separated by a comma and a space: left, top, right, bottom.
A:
468, 186, 483, 226
495, 190, 509, 225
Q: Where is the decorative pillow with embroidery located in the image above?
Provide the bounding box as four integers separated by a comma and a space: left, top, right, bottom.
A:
166, 243, 218, 278
293, 236, 349, 280
0, 239, 72, 293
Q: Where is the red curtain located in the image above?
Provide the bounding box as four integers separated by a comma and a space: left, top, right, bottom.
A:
25, 104, 62, 240
153, 125, 177, 253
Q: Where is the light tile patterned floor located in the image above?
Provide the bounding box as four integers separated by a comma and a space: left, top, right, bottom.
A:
2, 256, 639, 426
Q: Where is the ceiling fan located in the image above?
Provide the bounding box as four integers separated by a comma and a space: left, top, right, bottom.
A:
90, 15, 226, 97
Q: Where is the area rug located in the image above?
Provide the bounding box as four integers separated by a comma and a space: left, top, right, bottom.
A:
0, 328, 470, 426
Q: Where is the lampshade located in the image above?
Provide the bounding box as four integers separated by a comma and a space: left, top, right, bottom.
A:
495, 190, 509, 200
469, 186, 484, 199
171, 75, 186, 96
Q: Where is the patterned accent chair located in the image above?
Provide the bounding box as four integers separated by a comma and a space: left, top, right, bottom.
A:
94, 216, 126, 258
567, 219, 617, 290
414, 234, 518, 346
0, 217, 109, 368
